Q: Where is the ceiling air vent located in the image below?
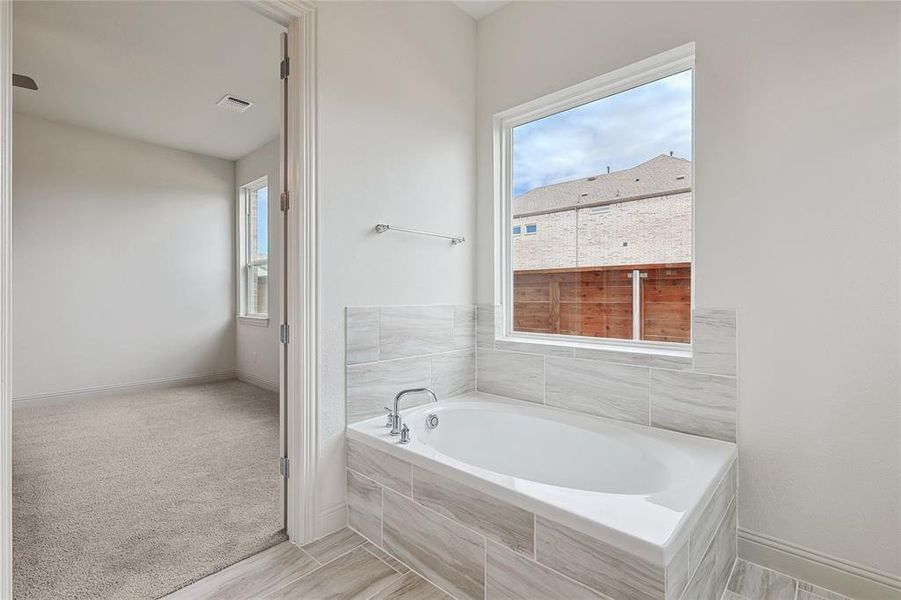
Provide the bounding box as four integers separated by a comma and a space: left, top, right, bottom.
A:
216, 94, 254, 113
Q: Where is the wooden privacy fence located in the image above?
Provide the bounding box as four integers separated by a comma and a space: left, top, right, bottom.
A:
513, 263, 691, 343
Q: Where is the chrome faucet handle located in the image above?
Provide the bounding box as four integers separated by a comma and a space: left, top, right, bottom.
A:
399, 424, 410, 444
383, 407, 394, 428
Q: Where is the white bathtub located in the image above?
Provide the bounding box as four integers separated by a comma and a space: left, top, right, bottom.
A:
347, 391, 736, 565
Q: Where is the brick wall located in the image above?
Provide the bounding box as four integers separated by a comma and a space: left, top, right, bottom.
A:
512, 192, 691, 270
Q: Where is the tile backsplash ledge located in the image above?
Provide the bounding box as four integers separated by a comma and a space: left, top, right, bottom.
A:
345, 303, 737, 442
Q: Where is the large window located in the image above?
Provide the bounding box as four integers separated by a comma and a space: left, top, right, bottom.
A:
240, 177, 269, 318
496, 46, 694, 347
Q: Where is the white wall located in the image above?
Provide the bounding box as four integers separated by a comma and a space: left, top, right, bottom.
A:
316, 1, 476, 533
12, 113, 236, 400
476, 0, 900, 582
235, 139, 280, 391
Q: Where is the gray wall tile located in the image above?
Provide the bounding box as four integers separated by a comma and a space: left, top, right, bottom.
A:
346, 356, 430, 423
684, 541, 717, 600
347, 469, 383, 546
573, 346, 692, 370
495, 339, 574, 357
454, 305, 475, 350
691, 460, 737, 572
477, 304, 501, 348
380, 306, 454, 360
535, 516, 664, 600
347, 438, 412, 496
476, 348, 544, 404
430, 350, 475, 399
665, 538, 689, 600
545, 357, 649, 424
383, 489, 485, 600
714, 497, 737, 599
346, 307, 379, 365
412, 466, 533, 556
693, 309, 737, 377
486, 540, 606, 599
650, 370, 737, 442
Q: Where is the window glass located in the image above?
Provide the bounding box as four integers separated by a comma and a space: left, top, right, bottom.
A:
509, 69, 692, 344
241, 179, 268, 317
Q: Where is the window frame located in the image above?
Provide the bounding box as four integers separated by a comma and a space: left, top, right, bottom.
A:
238, 175, 270, 321
492, 43, 695, 354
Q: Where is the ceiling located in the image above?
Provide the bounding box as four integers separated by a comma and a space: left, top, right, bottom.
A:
13, 1, 285, 161
452, 1, 510, 20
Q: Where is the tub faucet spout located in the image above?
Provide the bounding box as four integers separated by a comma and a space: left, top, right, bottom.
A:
390, 387, 438, 436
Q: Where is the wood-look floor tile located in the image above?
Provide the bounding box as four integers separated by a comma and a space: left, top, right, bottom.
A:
797, 581, 853, 600
362, 541, 410, 574
369, 571, 453, 599
163, 542, 318, 600
728, 559, 797, 600
300, 527, 365, 564
263, 547, 400, 600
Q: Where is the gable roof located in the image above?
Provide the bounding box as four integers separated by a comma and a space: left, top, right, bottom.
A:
513, 154, 691, 217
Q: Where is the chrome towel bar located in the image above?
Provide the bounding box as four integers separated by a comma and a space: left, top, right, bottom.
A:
374, 223, 465, 245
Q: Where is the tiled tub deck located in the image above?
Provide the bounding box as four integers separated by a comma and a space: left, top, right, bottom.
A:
345, 432, 738, 600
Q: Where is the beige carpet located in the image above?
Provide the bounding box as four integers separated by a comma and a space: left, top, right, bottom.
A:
12, 380, 286, 600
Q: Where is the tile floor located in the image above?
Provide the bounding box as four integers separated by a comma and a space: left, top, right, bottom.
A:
167, 530, 856, 600
727, 559, 853, 600
164, 528, 451, 599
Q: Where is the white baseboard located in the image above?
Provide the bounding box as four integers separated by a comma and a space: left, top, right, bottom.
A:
738, 528, 901, 600
317, 501, 347, 540
236, 372, 279, 393
11, 371, 237, 406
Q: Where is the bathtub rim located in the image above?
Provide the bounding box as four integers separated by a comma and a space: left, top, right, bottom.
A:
346, 391, 736, 566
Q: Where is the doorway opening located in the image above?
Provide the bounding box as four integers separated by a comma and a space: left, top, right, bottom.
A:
7, 2, 298, 597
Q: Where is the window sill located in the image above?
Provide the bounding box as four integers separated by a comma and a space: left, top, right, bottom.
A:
237, 316, 269, 328
496, 333, 692, 364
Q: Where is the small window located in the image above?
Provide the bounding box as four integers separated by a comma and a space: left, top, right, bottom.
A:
239, 177, 269, 318
512, 225, 522, 235
497, 45, 693, 347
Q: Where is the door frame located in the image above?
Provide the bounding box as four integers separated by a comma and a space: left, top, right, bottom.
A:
0, 2, 320, 597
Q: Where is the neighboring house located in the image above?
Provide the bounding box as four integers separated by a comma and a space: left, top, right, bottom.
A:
512, 154, 691, 270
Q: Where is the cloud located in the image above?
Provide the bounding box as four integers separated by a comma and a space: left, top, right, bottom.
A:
513, 70, 692, 197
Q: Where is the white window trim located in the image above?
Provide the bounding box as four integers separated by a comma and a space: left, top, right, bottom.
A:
238, 175, 269, 319
492, 42, 695, 355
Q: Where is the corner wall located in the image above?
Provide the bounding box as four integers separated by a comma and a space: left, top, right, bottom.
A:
316, 1, 477, 535
235, 139, 281, 392
11, 113, 236, 400
476, 0, 900, 589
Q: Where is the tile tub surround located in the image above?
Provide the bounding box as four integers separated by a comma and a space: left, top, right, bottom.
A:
345, 422, 738, 600
345, 305, 476, 423
476, 304, 738, 442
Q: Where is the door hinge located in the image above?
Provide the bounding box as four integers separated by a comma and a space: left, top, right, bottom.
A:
280, 57, 290, 80
280, 323, 290, 344
280, 191, 289, 212
279, 456, 290, 478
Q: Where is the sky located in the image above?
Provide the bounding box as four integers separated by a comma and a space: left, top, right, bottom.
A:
512, 70, 692, 197
257, 187, 268, 256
